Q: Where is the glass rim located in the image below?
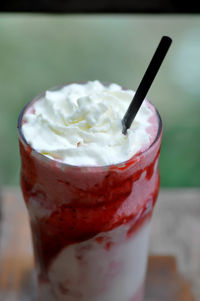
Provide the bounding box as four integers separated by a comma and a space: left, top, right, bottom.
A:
17, 82, 163, 170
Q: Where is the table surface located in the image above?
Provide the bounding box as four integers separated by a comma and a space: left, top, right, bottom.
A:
0, 187, 199, 300
149, 188, 200, 301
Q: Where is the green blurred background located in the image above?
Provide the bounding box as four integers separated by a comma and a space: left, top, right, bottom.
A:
0, 14, 199, 187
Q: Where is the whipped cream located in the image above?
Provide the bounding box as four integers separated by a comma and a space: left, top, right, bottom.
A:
22, 81, 156, 166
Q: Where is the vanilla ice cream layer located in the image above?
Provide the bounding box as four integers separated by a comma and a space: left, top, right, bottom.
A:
38, 221, 150, 301
22, 81, 157, 166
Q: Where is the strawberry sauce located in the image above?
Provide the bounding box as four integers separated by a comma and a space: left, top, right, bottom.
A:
18, 98, 162, 301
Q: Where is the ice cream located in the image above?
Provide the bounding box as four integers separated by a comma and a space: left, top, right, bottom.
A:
18, 81, 162, 301
39, 221, 150, 301
21, 81, 158, 166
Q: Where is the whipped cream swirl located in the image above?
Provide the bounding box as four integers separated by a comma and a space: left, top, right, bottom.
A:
22, 81, 155, 166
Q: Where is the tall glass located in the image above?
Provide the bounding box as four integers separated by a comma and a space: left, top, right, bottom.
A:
18, 85, 162, 301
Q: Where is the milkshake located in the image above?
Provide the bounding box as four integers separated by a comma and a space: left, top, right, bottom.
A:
18, 81, 162, 301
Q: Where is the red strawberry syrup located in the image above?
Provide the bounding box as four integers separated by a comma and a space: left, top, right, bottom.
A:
18, 95, 162, 301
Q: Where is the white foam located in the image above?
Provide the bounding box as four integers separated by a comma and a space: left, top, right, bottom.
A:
22, 81, 154, 166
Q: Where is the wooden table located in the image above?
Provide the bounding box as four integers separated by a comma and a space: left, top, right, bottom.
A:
0, 187, 199, 300
150, 188, 200, 300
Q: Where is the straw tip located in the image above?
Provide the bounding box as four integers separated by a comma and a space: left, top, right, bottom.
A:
162, 36, 172, 44
122, 119, 127, 135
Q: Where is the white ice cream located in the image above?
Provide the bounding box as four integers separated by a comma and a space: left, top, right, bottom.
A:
39, 221, 150, 301
22, 81, 155, 166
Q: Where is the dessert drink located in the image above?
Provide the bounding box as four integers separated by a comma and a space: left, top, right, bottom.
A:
18, 81, 162, 301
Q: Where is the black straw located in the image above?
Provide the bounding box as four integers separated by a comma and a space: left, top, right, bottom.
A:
122, 36, 172, 135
